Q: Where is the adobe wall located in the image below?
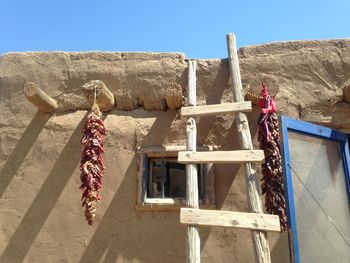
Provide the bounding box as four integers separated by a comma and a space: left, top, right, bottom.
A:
1, 39, 350, 263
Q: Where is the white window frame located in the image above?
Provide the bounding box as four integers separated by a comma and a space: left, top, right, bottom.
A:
136, 145, 215, 211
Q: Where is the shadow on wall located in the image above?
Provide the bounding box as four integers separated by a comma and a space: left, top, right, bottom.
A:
0, 113, 87, 263
79, 111, 211, 263
269, 231, 291, 263
78, 107, 272, 262
0, 107, 218, 263
0, 111, 50, 200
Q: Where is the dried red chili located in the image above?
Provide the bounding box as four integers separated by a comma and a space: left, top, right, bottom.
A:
258, 82, 287, 231
80, 104, 106, 225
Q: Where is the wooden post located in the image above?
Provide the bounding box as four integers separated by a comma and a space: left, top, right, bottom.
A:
226, 33, 272, 263
22, 82, 58, 113
186, 60, 200, 263
82, 80, 115, 111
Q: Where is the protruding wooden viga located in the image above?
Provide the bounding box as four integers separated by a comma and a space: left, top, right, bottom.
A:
22, 82, 58, 113
82, 80, 115, 111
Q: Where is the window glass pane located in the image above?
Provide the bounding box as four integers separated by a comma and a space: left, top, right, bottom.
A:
147, 158, 202, 199
288, 131, 350, 262
167, 162, 186, 198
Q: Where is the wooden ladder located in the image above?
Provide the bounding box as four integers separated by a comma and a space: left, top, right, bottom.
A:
178, 33, 280, 263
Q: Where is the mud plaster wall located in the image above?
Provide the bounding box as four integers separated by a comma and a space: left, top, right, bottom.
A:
1, 39, 350, 263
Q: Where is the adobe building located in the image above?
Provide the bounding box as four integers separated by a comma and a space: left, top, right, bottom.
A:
1, 39, 350, 262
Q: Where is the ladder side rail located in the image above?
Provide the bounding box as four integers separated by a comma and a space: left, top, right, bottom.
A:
227, 33, 272, 263
186, 60, 200, 263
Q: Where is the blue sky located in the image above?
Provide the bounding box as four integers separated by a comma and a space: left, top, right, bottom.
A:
1, 0, 350, 58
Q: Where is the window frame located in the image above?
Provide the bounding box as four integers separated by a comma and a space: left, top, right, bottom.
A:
136, 145, 215, 211
280, 116, 350, 263
147, 157, 205, 200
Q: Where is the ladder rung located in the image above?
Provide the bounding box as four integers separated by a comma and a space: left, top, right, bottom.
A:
181, 101, 252, 117
178, 150, 264, 164
180, 208, 281, 232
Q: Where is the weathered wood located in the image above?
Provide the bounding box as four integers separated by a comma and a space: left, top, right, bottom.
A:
187, 61, 196, 107
137, 145, 213, 155
181, 101, 252, 117
178, 150, 264, 164
22, 82, 58, 113
227, 33, 272, 263
187, 226, 200, 263
180, 208, 281, 232
135, 203, 215, 212
82, 80, 115, 111
184, 60, 200, 263
135, 204, 185, 211
145, 198, 184, 205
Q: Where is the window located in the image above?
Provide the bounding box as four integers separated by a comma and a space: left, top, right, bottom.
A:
136, 146, 215, 210
147, 158, 202, 199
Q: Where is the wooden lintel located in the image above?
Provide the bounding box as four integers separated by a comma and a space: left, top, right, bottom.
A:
137, 145, 213, 154
180, 208, 281, 232
145, 198, 185, 205
135, 204, 215, 212
178, 150, 264, 164
22, 82, 58, 113
181, 101, 252, 117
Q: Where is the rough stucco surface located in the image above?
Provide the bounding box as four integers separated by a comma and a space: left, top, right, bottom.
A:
1, 39, 350, 263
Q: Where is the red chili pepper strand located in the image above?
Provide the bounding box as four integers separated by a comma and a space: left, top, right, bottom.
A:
257, 82, 287, 231
259, 113, 287, 231
80, 108, 106, 225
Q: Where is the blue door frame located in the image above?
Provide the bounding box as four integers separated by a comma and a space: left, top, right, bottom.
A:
280, 116, 350, 263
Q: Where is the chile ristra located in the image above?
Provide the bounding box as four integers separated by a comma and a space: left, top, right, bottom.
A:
80, 104, 106, 225
258, 82, 287, 231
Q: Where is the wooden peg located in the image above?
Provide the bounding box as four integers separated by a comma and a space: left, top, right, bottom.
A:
82, 80, 115, 112
22, 82, 58, 113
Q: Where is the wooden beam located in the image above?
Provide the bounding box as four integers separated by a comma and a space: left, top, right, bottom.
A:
227, 33, 272, 263
185, 60, 200, 263
137, 145, 213, 154
181, 101, 252, 117
82, 80, 115, 112
135, 203, 215, 212
22, 82, 58, 113
145, 198, 184, 205
178, 150, 264, 164
180, 208, 281, 232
